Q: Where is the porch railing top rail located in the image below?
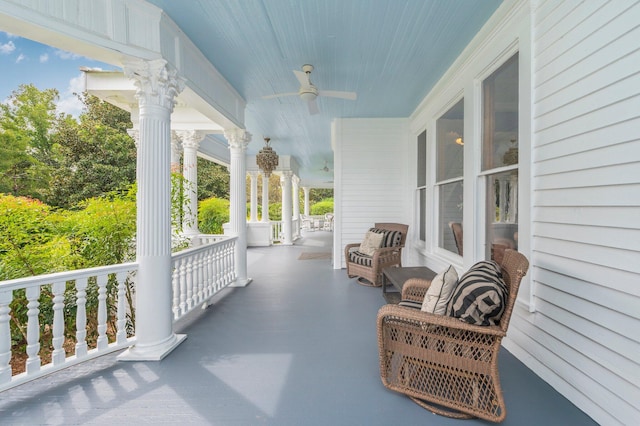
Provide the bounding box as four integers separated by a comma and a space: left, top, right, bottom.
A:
0, 262, 138, 292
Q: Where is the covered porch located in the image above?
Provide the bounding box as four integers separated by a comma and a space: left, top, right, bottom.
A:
0, 230, 595, 425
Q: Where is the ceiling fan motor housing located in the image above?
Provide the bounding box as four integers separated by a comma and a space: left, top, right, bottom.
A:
299, 85, 318, 101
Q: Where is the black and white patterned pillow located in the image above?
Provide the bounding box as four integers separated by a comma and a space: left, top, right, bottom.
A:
447, 260, 507, 326
369, 228, 403, 248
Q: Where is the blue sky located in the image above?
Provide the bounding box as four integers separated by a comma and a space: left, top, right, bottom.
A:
0, 31, 117, 117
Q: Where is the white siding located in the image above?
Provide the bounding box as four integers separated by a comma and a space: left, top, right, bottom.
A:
525, 0, 640, 424
333, 118, 410, 268
407, 0, 640, 424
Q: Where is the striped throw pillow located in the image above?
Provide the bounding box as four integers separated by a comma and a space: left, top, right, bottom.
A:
369, 228, 403, 248
447, 260, 507, 326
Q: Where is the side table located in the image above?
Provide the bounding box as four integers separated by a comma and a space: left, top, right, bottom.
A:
382, 266, 437, 303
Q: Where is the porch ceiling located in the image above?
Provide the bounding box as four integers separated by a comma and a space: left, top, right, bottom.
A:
144, 0, 501, 184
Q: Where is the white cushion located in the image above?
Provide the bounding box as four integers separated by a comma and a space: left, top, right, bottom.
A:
359, 231, 384, 256
421, 265, 458, 315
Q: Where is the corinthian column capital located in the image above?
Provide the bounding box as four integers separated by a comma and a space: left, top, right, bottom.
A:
224, 128, 252, 151
175, 130, 206, 150
123, 59, 185, 111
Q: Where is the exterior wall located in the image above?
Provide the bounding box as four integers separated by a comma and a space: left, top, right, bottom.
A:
333, 118, 410, 268
521, 1, 640, 424
409, 1, 640, 424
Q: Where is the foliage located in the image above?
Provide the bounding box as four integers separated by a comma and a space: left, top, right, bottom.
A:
0, 192, 137, 363
47, 94, 135, 208
0, 84, 59, 199
198, 158, 230, 201
198, 197, 230, 234
269, 202, 282, 221
310, 198, 334, 215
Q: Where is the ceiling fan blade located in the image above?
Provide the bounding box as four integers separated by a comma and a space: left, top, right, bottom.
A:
307, 98, 320, 115
293, 69, 310, 86
262, 92, 299, 100
319, 90, 357, 100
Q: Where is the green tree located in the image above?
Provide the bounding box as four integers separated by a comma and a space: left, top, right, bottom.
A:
0, 84, 60, 199
47, 94, 135, 208
197, 158, 230, 200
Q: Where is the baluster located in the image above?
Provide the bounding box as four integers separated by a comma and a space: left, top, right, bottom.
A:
215, 245, 223, 289
0, 290, 13, 383
75, 277, 88, 358
206, 247, 214, 297
197, 252, 204, 303
25, 286, 41, 374
172, 261, 179, 320
229, 242, 237, 283
96, 274, 108, 351
51, 281, 66, 365
116, 271, 127, 345
186, 259, 194, 311
179, 259, 187, 315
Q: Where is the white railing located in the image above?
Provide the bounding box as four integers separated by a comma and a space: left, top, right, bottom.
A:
0, 236, 238, 392
171, 236, 237, 321
0, 263, 137, 392
271, 221, 283, 243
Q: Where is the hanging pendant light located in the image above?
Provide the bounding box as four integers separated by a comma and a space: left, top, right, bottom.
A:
256, 137, 279, 177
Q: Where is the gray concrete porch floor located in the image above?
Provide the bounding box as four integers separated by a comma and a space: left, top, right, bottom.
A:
0, 231, 597, 425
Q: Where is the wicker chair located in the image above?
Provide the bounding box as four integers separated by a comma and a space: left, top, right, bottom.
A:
377, 249, 529, 422
344, 223, 408, 287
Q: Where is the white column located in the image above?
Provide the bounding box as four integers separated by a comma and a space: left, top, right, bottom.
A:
281, 171, 293, 245
261, 172, 270, 222
119, 58, 186, 361
177, 130, 205, 235
292, 176, 300, 239
225, 128, 252, 287
303, 187, 310, 216
249, 171, 259, 222
292, 175, 300, 220
170, 131, 182, 173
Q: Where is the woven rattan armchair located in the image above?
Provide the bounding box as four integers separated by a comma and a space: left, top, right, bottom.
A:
344, 223, 408, 287
377, 249, 529, 422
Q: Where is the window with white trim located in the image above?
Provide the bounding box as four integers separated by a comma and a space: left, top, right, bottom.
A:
436, 99, 464, 255
482, 53, 519, 261
417, 130, 427, 242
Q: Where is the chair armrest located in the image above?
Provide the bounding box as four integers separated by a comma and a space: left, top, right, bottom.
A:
401, 278, 432, 302
344, 243, 361, 262
377, 304, 506, 337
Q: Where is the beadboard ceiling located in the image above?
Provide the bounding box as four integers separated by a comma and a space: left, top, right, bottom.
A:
145, 0, 501, 184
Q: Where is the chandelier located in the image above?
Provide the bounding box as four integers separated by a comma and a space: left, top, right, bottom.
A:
256, 137, 279, 177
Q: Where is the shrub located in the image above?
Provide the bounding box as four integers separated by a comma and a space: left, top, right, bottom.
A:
199, 197, 230, 234
269, 202, 282, 221
310, 198, 334, 215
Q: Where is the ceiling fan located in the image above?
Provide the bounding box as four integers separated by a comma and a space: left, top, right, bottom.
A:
320, 160, 333, 173
263, 64, 357, 115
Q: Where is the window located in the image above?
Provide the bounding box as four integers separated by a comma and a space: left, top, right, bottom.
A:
436, 99, 464, 255
482, 54, 519, 260
417, 130, 427, 242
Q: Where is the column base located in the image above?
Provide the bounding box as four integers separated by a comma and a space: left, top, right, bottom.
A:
117, 333, 187, 361
230, 277, 252, 287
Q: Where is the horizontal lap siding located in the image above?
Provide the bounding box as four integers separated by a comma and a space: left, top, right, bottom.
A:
530, 1, 640, 424
336, 118, 409, 267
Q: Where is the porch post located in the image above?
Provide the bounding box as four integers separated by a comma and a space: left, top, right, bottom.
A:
292, 175, 300, 239
177, 130, 205, 235
281, 171, 293, 245
249, 171, 259, 222
170, 131, 182, 173
225, 128, 252, 287
303, 186, 310, 216
119, 58, 186, 361
292, 175, 300, 220
261, 172, 270, 222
